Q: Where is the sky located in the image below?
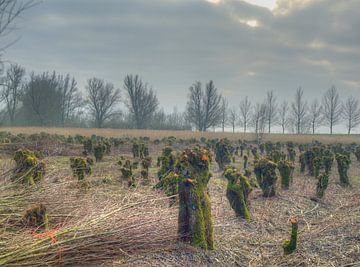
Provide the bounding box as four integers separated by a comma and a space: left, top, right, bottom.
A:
2, 0, 360, 132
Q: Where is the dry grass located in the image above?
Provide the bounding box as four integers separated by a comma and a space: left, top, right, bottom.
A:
0, 141, 359, 266
2, 126, 360, 144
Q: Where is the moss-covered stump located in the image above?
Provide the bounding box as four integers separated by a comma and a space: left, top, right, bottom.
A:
177, 147, 214, 250
139, 143, 149, 159
278, 160, 294, 190
23, 204, 49, 230
132, 142, 140, 158
214, 139, 233, 171
323, 150, 334, 174
160, 171, 181, 206
12, 149, 46, 186
304, 149, 315, 176
224, 166, 252, 221
120, 161, 135, 188
141, 157, 152, 185
355, 146, 360, 161
269, 149, 285, 163
316, 172, 329, 198
156, 146, 176, 189
132, 142, 149, 159
287, 147, 296, 162
299, 153, 306, 173
83, 138, 93, 155
335, 154, 351, 187
283, 217, 298, 255
93, 143, 106, 162
70, 157, 92, 180
313, 157, 322, 178
243, 155, 248, 169
254, 158, 278, 197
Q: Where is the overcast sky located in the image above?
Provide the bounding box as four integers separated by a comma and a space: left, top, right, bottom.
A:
2, 0, 360, 126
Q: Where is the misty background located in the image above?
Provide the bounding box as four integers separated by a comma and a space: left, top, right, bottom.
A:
0, 0, 359, 133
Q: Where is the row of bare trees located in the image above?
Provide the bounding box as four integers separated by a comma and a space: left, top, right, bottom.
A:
192, 84, 360, 135
1, 65, 359, 133
0, 64, 190, 130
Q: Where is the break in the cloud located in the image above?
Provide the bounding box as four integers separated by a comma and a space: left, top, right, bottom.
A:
3, 0, 360, 121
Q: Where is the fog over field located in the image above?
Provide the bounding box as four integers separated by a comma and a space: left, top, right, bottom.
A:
0, 0, 359, 133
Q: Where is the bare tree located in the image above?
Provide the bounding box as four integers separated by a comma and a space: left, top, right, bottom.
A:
291, 87, 308, 134
0, 63, 24, 124
265, 90, 278, 133
0, 1, 38, 48
21, 71, 60, 126
252, 102, 267, 142
278, 100, 289, 134
228, 106, 237, 133
309, 99, 323, 134
58, 74, 83, 126
239, 96, 252, 133
86, 77, 121, 128
342, 96, 360, 134
322, 86, 342, 134
219, 97, 228, 132
123, 74, 159, 129
186, 80, 222, 131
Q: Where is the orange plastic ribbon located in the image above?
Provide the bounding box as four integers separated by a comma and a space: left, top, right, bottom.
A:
32, 229, 63, 267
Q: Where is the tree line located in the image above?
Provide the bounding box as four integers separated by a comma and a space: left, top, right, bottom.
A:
1, 63, 359, 134
187, 84, 360, 135
0, 64, 190, 130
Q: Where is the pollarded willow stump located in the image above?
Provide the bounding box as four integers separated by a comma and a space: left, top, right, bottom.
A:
214, 139, 233, 171
283, 217, 298, 255
177, 147, 214, 250
316, 172, 329, 198
13, 149, 46, 186
156, 146, 176, 189
278, 160, 294, 190
254, 158, 278, 197
224, 166, 252, 221
335, 153, 351, 187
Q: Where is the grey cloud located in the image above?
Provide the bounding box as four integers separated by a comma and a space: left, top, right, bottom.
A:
3, 0, 360, 115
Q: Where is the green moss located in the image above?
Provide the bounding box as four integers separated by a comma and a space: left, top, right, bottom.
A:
177, 147, 214, 250
120, 165, 135, 187
13, 149, 46, 186
299, 153, 306, 173
316, 172, 329, 198
287, 147, 296, 162
214, 139, 233, 171
254, 158, 277, 197
283, 218, 298, 255
322, 150, 334, 175
23, 204, 48, 230
224, 166, 252, 221
83, 138, 93, 155
355, 146, 360, 161
156, 146, 176, 189
70, 157, 92, 181
243, 155, 248, 170
335, 153, 351, 187
269, 149, 285, 163
304, 149, 315, 176
93, 143, 106, 162
313, 157, 322, 178
278, 160, 294, 190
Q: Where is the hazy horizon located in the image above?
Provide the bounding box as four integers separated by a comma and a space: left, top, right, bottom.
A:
1, 0, 359, 133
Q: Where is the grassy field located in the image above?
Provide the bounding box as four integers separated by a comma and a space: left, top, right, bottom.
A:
2, 126, 360, 144
0, 129, 359, 266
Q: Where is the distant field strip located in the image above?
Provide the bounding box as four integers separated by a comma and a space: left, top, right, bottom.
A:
1, 127, 360, 144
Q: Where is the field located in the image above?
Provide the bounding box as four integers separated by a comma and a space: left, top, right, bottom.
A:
0, 128, 359, 266
2, 126, 360, 144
